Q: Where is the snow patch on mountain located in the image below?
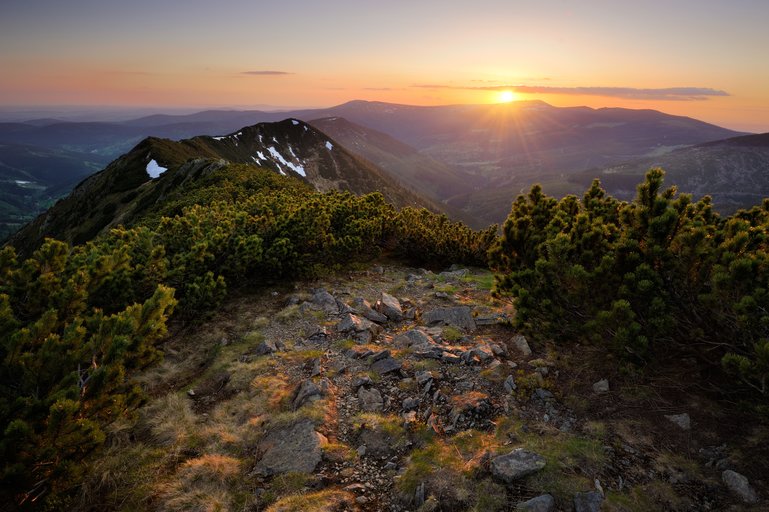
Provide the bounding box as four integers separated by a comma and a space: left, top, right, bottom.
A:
267, 146, 306, 177
146, 159, 167, 178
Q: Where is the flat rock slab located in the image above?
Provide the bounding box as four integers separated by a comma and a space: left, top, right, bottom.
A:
516, 494, 555, 512
358, 387, 384, 412
722, 470, 759, 504
422, 306, 476, 332
254, 420, 325, 476
491, 448, 546, 483
393, 329, 433, 348
574, 491, 603, 512
370, 356, 402, 375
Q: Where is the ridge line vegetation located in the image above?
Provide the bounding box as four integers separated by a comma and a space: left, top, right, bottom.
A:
0, 163, 494, 508
2, 162, 768, 509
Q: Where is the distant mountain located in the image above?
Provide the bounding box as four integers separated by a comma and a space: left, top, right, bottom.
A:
308, 117, 474, 199
570, 132, 769, 213
0, 100, 747, 229
9, 119, 438, 253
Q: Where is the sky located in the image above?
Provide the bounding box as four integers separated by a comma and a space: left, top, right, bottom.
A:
1, 0, 768, 131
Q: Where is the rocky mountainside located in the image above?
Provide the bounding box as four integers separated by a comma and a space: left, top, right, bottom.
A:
80, 263, 767, 511
571, 132, 769, 212
9, 119, 438, 254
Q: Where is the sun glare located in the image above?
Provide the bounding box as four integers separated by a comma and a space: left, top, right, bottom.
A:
498, 90, 516, 103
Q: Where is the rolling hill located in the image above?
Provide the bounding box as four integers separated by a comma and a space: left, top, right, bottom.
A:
570, 132, 769, 212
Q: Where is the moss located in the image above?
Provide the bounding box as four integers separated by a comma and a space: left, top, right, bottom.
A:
461, 272, 495, 291
332, 338, 356, 350
471, 479, 507, 511
441, 325, 464, 342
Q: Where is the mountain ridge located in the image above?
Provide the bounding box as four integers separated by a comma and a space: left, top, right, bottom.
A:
8, 119, 440, 254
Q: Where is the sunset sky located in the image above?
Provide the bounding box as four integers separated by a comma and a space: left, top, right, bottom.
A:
2, 0, 768, 131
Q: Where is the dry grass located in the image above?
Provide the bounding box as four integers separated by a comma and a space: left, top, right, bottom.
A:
154, 454, 244, 512
141, 393, 199, 448
264, 489, 355, 512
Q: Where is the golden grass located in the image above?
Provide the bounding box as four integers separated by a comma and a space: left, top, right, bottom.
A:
142, 393, 198, 448
155, 454, 244, 512
264, 489, 354, 512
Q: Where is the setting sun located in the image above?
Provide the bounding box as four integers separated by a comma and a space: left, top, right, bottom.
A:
498, 90, 517, 103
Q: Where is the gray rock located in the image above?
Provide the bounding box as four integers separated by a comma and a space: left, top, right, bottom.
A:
415, 371, 434, 386
422, 306, 476, 332
532, 388, 554, 401
439, 268, 469, 279
471, 345, 496, 364
475, 313, 509, 326
402, 397, 420, 411
665, 413, 691, 430
358, 427, 395, 456
722, 470, 759, 504
337, 313, 382, 339
378, 292, 404, 322
358, 387, 384, 412
512, 335, 532, 356
371, 356, 402, 375
573, 491, 603, 512
371, 349, 391, 362
351, 297, 388, 323
254, 339, 277, 356
254, 420, 325, 476
336, 300, 354, 315
352, 375, 373, 389
593, 379, 610, 394
516, 494, 555, 512
293, 379, 322, 410
312, 289, 338, 314
441, 353, 462, 364
309, 358, 321, 377
393, 329, 434, 348
504, 374, 517, 393
489, 342, 508, 357
490, 448, 546, 483
414, 482, 426, 507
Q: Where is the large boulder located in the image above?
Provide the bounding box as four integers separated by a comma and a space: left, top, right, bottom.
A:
370, 356, 402, 376
516, 494, 555, 512
254, 420, 326, 476
312, 289, 339, 314
574, 491, 604, 512
722, 470, 759, 504
292, 379, 322, 410
393, 329, 433, 348
422, 306, 476, 332
337, 313, 382, 343
490, 448, 546, 483
351, 297, 388, 323
512, 335, 532, 357
377, 292, 404, 322
358, 387, 384, 412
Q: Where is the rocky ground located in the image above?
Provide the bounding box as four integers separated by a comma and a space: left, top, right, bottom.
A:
82, 263, 768, 511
